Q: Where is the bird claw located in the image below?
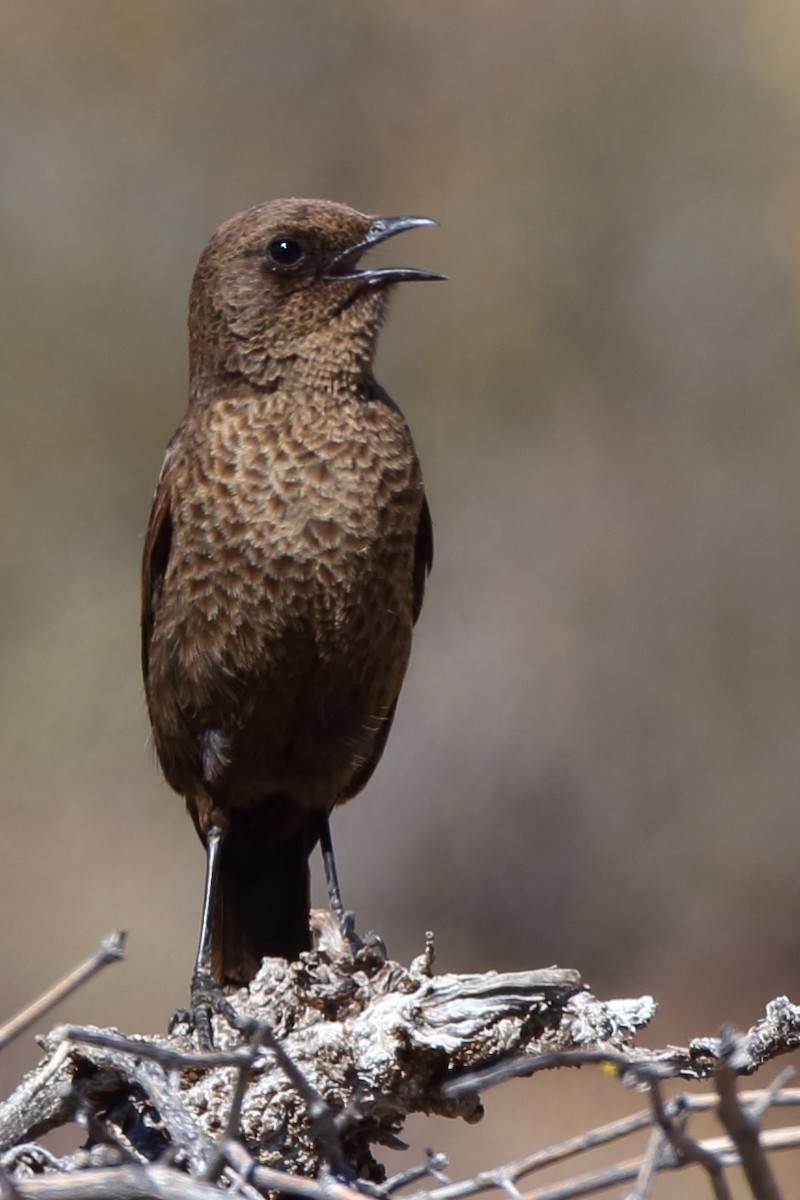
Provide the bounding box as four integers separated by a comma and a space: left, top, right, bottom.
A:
169, 970, 245, 1050
336, 909, 387, 968
337, 908, 358, 945
359, 929, 388, 959
168, 1005, 193, 1033
354, 929, 388, 970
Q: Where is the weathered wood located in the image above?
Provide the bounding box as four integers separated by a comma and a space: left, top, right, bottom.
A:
0, 922, 799, 1199
0, 918, 599, 1180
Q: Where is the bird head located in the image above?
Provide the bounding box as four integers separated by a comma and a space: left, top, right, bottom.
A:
188, 198, 443, 394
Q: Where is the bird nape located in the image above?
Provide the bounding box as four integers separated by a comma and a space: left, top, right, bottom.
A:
141, 198, 443, 1046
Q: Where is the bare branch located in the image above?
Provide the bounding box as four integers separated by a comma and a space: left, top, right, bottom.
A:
383, 1150, 451, 1195
0, 934, 125, 1053
624, 1127, 664, 1200
9, 1165, 238, 1200
57, 1026, 251, 1073
714, 1029, 782, 1200
647, 1075, 731, 1200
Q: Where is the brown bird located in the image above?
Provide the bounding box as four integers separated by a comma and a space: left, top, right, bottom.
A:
141, 198, 442, 1039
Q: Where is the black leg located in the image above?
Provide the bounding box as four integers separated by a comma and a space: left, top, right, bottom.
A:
188, 824, 227, 1049
170, 824, 246, 1049
319, 809, 346, 923
317, 811, 386, 964
195, 824, 224, 976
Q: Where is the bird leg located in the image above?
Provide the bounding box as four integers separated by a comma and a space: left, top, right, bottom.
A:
318, 810, 348, 927
318, 811, 386, 964
170, 824, 243, 1049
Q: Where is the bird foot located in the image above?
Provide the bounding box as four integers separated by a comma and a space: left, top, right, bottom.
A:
334, 909, 387, 969
169, 970, 250, 1050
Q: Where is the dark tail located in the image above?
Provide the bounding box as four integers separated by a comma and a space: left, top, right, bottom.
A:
211, 807, 319, 986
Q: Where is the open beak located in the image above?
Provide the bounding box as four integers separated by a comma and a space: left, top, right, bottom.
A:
325, 215, 446, 284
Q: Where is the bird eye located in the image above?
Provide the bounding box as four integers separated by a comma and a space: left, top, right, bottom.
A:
266, 238, 305, 269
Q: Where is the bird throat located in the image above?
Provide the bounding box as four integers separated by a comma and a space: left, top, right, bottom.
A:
191, 285, 388, 403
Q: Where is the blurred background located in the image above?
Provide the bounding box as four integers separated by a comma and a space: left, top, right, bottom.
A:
2, 0, 800, 1193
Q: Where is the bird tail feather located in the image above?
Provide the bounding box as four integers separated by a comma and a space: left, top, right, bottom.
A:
211, 806, 318, 986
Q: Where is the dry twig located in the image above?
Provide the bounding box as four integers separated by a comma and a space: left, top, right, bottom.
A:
0, 934, 125, 1053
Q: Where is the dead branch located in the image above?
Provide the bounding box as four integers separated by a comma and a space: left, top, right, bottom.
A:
0, 919, 799, 1199
0, 917, 584, 1182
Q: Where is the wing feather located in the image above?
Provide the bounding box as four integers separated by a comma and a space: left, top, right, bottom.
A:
412, 492, 433, 624
141, 450, 175, 682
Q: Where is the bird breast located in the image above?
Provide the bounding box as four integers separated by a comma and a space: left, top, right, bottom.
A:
162, 388, 423, 675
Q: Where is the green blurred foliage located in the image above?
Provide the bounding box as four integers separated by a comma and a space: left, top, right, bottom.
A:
2, 1, 800, 1186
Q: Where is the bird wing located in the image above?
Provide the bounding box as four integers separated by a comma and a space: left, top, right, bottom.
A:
141, 446, 175, 681
412, 492, 433, 623
341, 493, 433, 804
369, 379, 433, 625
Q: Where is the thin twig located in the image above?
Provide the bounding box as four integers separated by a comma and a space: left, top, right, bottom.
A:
515, 1123, 800, 1200
213, 1140, 270, 1200
0, 934, 125, 1052
417, 1079, 800, 1200
10, 1164, 233, 1199
485, 1170, 522, 1200
714, 1030, 782, 1200
624, 1127, 664, 1200
410, 1109, 656, 1200
249, 1161, 366, 1200
443, 1049, 670, 1100
675, 1086, 800, 1117
383, 1151, 451, 1196
58, 1027, 250, 1073
648, 1074, 731, 1200
749, 1068, 796, 1122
